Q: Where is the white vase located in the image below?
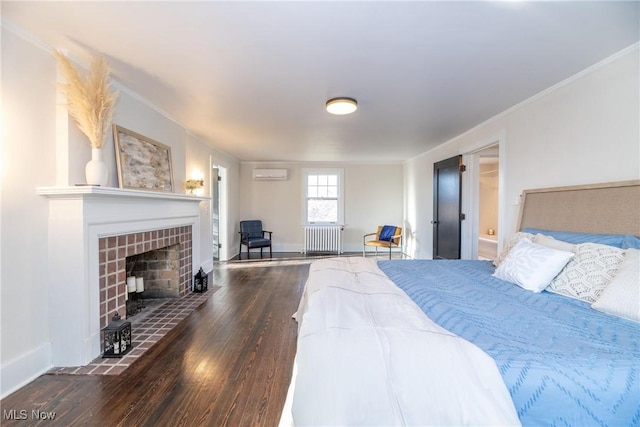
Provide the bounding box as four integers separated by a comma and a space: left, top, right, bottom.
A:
85, 147, 108, 186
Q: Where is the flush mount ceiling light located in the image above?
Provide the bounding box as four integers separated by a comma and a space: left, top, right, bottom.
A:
326, 97, 358, 115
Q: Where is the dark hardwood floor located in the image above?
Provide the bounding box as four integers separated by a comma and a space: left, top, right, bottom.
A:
1, 261, 309, 427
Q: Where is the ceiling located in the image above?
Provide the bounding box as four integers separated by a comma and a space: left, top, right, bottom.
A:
3, 1, 639, 163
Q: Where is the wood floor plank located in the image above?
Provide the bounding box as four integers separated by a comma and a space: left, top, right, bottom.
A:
1, 262, 308, 427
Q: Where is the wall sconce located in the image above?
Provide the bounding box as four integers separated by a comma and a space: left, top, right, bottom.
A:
185, 178, 204, 195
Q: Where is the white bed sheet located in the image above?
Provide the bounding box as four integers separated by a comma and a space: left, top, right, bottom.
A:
281, 257, 520, 426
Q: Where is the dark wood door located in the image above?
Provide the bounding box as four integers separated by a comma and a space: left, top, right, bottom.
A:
433, 155, 463, 259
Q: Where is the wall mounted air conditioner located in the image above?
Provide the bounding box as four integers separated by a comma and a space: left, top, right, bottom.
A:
252, 168, 288, 180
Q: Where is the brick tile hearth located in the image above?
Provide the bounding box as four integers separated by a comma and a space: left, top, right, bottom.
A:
48, 288, 218, 376
98, 226, 193, 331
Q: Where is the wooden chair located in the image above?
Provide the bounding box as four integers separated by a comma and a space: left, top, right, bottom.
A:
239, 220, 273, 259
363, 225, 402, 259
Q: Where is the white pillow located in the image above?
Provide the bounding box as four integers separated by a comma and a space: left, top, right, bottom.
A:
548, 243, 626, 303
493, 232, 534, 267
493, 239, 574, 292
533, 233, 576, 252
592, 248, 640, 322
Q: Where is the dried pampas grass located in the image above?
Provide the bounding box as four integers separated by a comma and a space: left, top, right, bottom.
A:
55, 51, 119, 149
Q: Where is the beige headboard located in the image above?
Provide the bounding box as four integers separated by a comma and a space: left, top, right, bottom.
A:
516, 180, 640, 236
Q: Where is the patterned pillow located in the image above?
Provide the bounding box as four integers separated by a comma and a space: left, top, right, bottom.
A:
592, 249, 640, 322
493, 232, 534, 267
548, 243, 626, 303
492, 240, 574, 292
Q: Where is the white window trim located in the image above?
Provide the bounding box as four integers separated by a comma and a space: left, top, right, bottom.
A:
302, 168, 345, 225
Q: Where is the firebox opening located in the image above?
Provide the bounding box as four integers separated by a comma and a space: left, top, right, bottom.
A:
125, 244, 181, 318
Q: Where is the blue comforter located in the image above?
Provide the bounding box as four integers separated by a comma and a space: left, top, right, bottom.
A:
378, 260, 640, 427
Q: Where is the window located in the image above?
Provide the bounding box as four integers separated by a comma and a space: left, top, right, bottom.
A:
303, 169, 344, 224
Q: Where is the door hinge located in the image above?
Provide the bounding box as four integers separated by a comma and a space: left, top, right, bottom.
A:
460, 213, 466, 221
218, 176, 222, 182
459, 164, 466, 173
218, 243, 222, 248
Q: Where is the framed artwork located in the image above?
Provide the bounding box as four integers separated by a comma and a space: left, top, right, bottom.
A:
113, 125, 174, 192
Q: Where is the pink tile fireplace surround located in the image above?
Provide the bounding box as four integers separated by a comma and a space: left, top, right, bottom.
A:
38, 186, 207, 368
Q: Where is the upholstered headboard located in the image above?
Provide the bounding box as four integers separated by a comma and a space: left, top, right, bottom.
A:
516, 180, 640, 236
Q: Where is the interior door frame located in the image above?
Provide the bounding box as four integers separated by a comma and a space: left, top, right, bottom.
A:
460, 131, 507, 259
210, 159, 229, 261
211, 166, 220, 261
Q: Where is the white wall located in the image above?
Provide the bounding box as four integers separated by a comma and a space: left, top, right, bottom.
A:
0, 23, 240, 398
185, 133, 213, 267
239, 162, 404, 254
185, 131, 241, 265
1, 24, 57, 399
405, 45, 640, 259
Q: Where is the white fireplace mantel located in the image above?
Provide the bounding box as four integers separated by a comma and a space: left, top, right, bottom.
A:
37, 185, 209, 202
38, 186, 208, 367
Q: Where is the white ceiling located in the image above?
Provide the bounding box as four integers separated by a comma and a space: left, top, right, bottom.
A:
3, 1, 639, 163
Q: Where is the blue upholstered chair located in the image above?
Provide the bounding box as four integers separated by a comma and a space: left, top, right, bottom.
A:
239, 220, 273, 259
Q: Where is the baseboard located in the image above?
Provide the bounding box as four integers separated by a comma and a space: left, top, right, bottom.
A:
0, 343, 52, 399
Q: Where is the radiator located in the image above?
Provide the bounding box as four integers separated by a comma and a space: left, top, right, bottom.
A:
303, 226, 343, 254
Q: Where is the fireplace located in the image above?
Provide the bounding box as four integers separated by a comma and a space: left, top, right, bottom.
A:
127, 244, 180, 298
99, 227, 192, 329
38, 186, 207, 367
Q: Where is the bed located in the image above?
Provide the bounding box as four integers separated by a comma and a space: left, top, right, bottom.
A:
281, 180, 640, 426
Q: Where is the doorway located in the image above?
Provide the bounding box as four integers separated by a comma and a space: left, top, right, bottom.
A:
211, 163, 228, 262
461, 140, 504, 260
477, 150, 499, 259
212, 167, 220, 261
